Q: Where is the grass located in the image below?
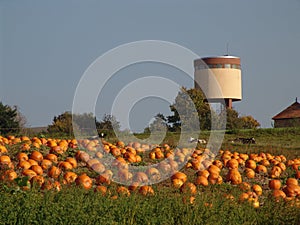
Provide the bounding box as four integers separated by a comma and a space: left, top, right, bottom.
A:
0, 184, 299, 225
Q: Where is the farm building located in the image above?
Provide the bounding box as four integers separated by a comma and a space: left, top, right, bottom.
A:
272, 99, 300, 128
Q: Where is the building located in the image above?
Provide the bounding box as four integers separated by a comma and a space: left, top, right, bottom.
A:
272, 98, 300, 128
194, 55, 242, 109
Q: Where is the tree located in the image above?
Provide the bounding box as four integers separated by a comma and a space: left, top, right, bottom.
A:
168, 87, 211, 131
48, 111, 98, 135
14, 106, 27, 131
226, 108, 242, 130
239, 115, 260, 129
144, 113, 168, 133
226, 109, 260, 130
167, 87, 260, 131
47, 111, 73, 134
96, 114, 121, 135
0, 102, 20, 134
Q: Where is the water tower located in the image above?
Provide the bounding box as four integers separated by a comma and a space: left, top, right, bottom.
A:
194, 56, 242, 109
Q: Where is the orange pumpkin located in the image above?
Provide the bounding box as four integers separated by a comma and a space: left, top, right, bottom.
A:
30, 151, 43, 162
45, 153, 58, 163
94, 185, 108, 196
22, 169, 37, 179
245, 160, 257, 170
18, 160, 31, 170
31, 175, 45, 187
48, 166, 61, 179
197, 170, 210, 178
133, 172, 149, 184
286, 178, 298, 186
269, 166, 282, 178
180, 182, 197, 195
226, 159, 239, 169
269, 179, 281, 190
117, 186, 130, 196
30, 165, 44, 175
171, 172, 187, 183
172, 178, 184, 188
255, 165, 267, 174
75, 173, 93, 190
1, 169, 17, 181
17, 152, 29, 161
195, 175, 209, 186
65, 157, 77, 168
272, 189, 286, 200
91, 163, 106, 174
139, 186, 155, 196
63, 171, 78, 184
40, 159, 52, 170
252, 184, 263, 196
0, 155, 11, 164
226, 169, 242, 185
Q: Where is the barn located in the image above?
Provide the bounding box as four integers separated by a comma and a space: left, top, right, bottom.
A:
272, 99, 300, 128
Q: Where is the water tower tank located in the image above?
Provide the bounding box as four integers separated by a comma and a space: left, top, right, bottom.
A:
194, 56, 242, 109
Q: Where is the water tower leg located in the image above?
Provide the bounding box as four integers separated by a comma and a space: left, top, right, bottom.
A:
225, 99, 232, 109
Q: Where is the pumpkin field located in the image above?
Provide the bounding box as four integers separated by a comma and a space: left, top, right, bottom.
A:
0, 128, 300, 224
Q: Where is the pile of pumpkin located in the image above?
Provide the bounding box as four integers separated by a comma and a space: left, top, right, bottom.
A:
0, 135, 299, 207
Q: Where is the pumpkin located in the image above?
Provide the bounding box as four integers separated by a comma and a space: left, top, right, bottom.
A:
58, 161, 73, 170
286, 178, 298, 186
139, 186, 155, 196
91, 163, 106, 174
195, 176, 209, 186
180, 182, 197, 195
245, 160, 257, 170
197, 169, 210, 178
17, 152, 29, 161
0, 155, 11, 164
1, 169, 17, 181
18, 160, 31, 170
31, 175, 45, 187
269, 179, 281, 190
283, 184, 300, 197
94, 185, 108, 196
255, 165, 267, 174
226, 169, 242, 185
133, 172, 149, 184
239, 182, 251, 191
269, 166, 282, 178
226, 159, 239, 169
63, 171, 78, 184
22, 169, 37, 179
117, 186, 130, 197
30, 151, 43, 162
146, 167, 161, 181
208, 165, 220, 174
252, 184, 263, 196
48, 166, 61, 179
76, 173, 93, 190
40, 159, 52, 170
172, 178, 184, 188
30, 165, 44, 175
272, 189, 286, 200
171, 172, 187, 183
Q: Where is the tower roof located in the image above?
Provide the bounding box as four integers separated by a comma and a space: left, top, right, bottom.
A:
272, 99, 300, 120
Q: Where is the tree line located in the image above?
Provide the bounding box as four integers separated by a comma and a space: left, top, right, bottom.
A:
0, 87, 260, 135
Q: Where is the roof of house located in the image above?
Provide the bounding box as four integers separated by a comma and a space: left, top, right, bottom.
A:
272, 100, 300, 120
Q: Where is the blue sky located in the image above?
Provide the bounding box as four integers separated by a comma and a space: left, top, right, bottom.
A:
1, 0, 300, 131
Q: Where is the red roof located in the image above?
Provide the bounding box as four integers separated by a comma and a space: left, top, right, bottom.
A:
272, 101, 300, 120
